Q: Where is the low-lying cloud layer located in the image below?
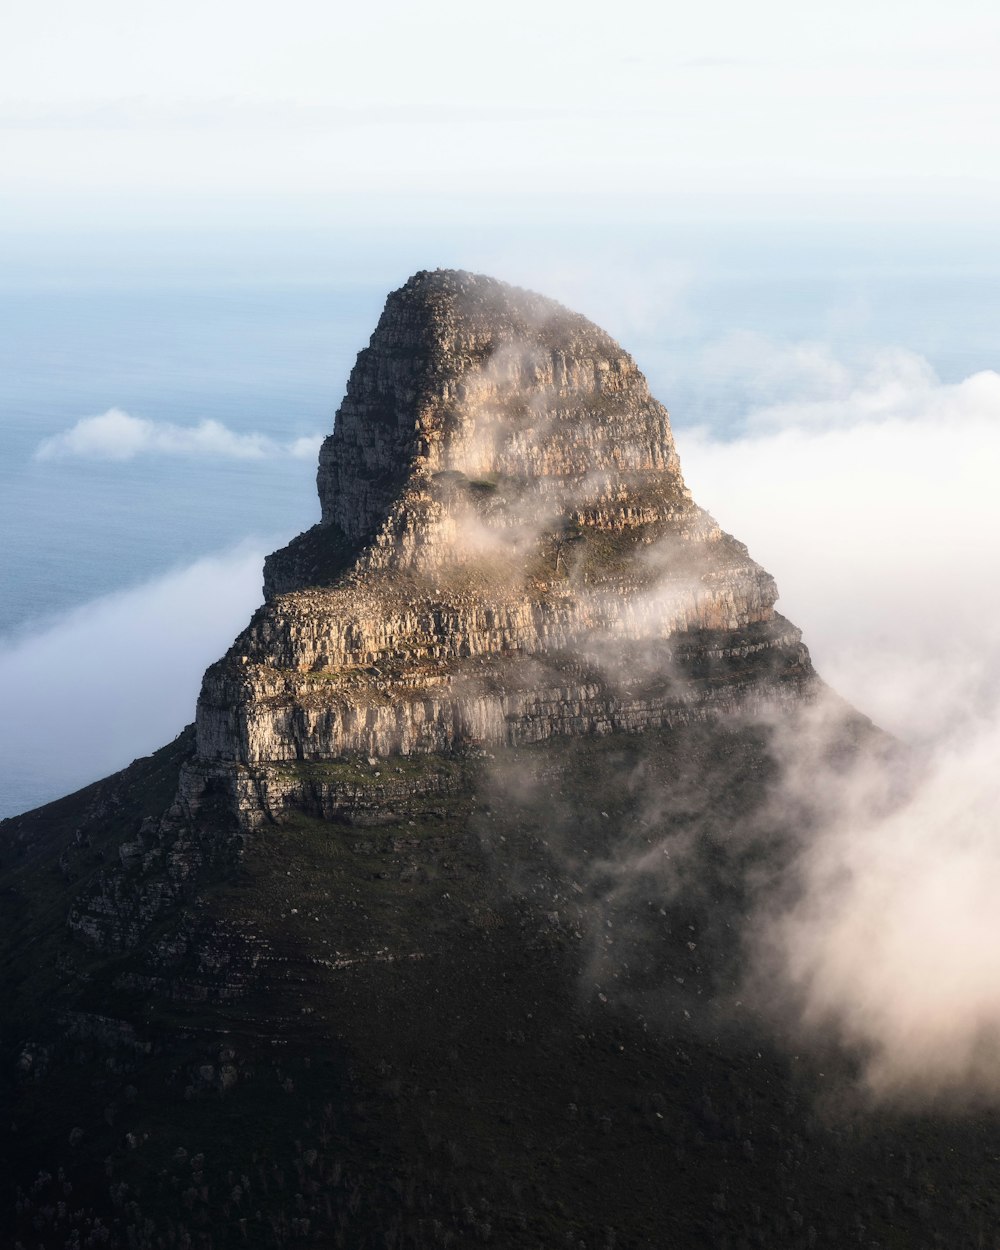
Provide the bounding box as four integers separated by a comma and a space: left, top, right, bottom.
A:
0, 546, 264, 819
680, 342, 1000, 1100
35, 407, 323, 461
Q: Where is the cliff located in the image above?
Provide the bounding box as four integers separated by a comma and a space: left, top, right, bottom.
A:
190, 270, 812, 827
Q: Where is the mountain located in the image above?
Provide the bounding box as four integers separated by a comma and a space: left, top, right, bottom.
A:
2, 269, 998, 1250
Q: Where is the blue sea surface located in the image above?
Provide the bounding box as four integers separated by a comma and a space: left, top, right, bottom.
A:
1, 223, 998, 816
0, 284, 388, 638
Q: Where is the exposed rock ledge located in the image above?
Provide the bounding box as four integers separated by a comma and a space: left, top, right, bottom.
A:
190, 269, 818, 824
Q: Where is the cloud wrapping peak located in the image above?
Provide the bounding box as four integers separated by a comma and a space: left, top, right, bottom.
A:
35, 407, 323, 462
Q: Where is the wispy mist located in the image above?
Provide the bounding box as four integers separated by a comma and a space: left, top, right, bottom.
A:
756, 693, 1000, 1101
469, 335, 1000, 1104
676, 342, 1000, 1100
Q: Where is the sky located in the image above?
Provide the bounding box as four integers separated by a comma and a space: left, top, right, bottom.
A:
3, 0, 1000, 1100
3, 0, 1000, 232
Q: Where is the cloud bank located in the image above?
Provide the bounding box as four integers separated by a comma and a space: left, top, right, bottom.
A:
0, 546, 264, 819
35, 407, 323, 462
681, 346, 1000, 743
679, 342, 1000, 1100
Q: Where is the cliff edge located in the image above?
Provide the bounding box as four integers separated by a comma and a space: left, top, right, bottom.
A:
192, 270, 813, 828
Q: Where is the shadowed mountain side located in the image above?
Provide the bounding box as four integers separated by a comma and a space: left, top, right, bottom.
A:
4, 271, 996, 1249
8, 715, 1000, 1250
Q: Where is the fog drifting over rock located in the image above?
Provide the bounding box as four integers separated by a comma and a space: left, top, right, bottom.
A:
682, 343, 1000, 742
7, 332, 1000, 1100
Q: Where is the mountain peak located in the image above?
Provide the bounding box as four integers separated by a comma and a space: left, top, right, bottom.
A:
268, 268, 686, 593
194, 273, 810, 819
370, 268, 607, 342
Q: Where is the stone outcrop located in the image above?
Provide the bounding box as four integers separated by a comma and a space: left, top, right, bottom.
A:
188, 269, 815, 826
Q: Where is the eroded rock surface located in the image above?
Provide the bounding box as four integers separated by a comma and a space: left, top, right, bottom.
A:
195, 270, 814, 825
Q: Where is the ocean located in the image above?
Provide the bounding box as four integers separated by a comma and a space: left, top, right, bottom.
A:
2, 222, 998, 817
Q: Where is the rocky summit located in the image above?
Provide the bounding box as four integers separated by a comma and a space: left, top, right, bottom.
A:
3, 270, 998, 1250
194, 269, 809, 826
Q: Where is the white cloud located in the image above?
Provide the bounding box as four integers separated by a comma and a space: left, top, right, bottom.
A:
34, 407, 323, 462
749, 351, 997, 433
0, 545, 265, 819
680, 346, 1000, 741
763, 699, 1000, 1100
678, 339, 1000, 1098
693, 333, 1000, 433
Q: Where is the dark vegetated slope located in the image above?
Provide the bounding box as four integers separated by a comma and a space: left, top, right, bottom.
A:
4, 720, 1000, 1249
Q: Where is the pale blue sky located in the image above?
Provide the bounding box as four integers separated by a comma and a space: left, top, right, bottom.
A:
3, 0, 999, 228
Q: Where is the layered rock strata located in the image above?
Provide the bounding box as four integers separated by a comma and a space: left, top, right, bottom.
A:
193, 270, 815, 824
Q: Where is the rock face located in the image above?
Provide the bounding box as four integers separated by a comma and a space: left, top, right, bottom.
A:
194, 270, 813, 825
